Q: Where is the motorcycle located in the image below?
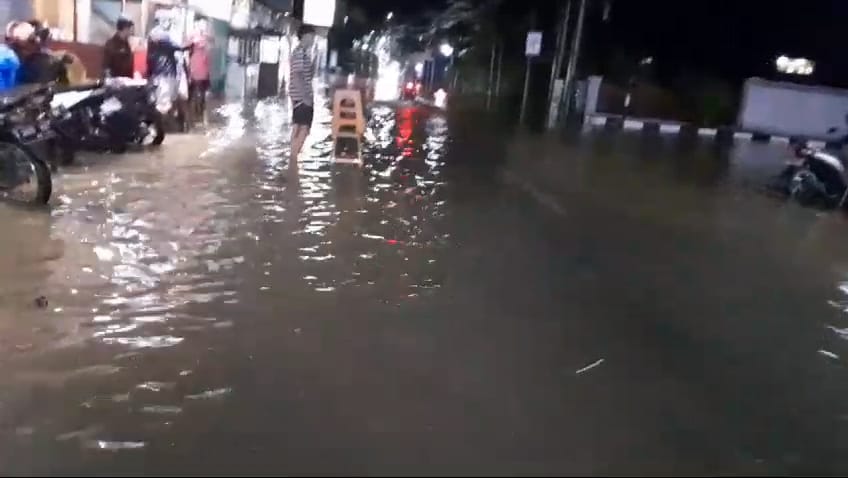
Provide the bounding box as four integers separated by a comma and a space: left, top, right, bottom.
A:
50, 77, 165, 159
0, 83, 54, 204
776, 142, 848, 209
400, 81, 420, 101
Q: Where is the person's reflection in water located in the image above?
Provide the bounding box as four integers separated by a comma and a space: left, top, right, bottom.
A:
285, 150, 302, 231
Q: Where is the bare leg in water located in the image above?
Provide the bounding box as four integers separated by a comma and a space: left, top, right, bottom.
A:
290, 124, 310, 165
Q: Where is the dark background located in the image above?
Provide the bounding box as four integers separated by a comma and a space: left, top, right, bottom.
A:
347, 0, 848, 88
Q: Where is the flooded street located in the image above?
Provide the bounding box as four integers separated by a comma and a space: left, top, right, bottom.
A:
3, 95, 848, 474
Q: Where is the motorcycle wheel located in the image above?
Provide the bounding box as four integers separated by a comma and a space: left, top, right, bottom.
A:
0, 142, 52, 205
109, 141, 128, 154
141, 112, 166, 146
790, 170, 829, 207
51, 140, 76, 166
60, 147, 75, 166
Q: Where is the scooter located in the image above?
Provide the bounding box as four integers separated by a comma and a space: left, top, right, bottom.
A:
50, 77, 165, 159
776, 142, 848, 209
0, 83, 54, 204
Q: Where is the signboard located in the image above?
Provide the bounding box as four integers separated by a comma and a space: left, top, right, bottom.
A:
303, 0, 335, 28
525, 31, 542, 57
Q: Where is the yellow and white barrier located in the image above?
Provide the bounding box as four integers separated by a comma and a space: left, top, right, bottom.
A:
331, 88, 365, 166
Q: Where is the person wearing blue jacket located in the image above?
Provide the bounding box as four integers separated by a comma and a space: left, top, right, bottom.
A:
0, 42, 20, 91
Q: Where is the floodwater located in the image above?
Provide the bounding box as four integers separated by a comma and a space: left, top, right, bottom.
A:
2, 95, 848, 475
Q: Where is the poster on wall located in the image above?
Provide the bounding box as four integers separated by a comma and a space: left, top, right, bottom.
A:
303, 0, 335, 28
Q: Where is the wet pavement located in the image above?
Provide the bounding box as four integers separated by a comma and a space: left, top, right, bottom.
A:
2, 95, 848, 474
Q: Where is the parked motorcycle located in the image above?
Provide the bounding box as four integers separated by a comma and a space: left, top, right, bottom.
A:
51, 77, 165, 159
0, 83, 54, 204
776, 142, 848, 209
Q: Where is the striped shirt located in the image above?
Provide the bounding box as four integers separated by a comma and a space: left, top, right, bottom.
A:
289, 43, 314, 106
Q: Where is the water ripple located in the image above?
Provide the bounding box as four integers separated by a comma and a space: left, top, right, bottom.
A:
0, 92, 452, 472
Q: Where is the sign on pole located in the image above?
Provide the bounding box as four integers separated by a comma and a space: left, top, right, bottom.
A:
520, 31, 542, 125
525, 31, 543, 57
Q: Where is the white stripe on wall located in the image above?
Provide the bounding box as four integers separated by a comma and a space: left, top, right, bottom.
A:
623, 119, 644, 130
659, 124, 681, 134
588, 115, 607, 126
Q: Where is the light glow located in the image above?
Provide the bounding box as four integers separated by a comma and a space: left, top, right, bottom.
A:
434, 89, 447, 108
439, 43, 454, 57
303, 0, 336, 28
776, 55, 814, 75
374, 60, 401, 101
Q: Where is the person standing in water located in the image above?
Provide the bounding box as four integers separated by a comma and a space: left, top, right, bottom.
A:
103, 18, 134, 79
147, 10, 190, 131
188, 20, 212, 127
288, 24, 315, 164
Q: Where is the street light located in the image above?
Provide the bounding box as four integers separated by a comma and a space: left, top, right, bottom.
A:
386, 11, 393, 21
439, 43, 454, 57
776, 55, 814, 75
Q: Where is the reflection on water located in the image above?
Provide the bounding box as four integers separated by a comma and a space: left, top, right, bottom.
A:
4, 96, 848, 473
0, 91, 453, 473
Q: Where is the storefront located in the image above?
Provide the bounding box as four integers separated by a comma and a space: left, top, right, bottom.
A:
224, 0, 258, 100
254, 2, 291, 98
32, 0, 144, 43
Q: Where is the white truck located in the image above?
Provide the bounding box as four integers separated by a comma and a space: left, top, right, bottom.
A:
738, 78, 848, 141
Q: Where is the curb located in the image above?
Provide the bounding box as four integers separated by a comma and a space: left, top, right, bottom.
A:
585, 114, 840, 149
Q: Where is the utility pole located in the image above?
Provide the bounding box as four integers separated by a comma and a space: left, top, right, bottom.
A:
495, 42, 503, 98
519, 56, 531, 125
486, 42, 496, 110
546, 0, 572, 128
561, 0, 588, 120
547, 1, 571, 108
519, 11, 538, 126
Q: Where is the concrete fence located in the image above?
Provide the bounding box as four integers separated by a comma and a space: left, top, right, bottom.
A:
583, 113, 841, 149
580, 75, 845, 150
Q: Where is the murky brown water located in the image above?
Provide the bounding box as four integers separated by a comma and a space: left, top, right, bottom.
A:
3, 94, 848, 474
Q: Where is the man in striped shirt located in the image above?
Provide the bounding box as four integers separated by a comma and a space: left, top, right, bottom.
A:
289, 25, 316, 163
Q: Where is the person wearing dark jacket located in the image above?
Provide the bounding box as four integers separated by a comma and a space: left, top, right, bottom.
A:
103, 18, 134, 78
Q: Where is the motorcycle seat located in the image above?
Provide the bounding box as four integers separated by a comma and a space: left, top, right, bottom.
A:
54, 80, 103, 93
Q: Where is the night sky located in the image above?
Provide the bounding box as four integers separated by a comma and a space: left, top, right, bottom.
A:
601, 0, 848, 86
348, 0, 848, 87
